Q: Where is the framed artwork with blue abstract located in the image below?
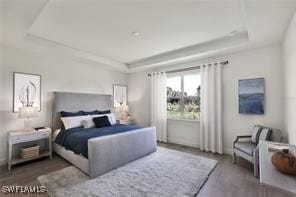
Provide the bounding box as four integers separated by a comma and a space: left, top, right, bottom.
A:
239, 78, 264, 114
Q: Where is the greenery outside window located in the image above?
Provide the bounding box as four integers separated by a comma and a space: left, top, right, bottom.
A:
167, 72, 200, 120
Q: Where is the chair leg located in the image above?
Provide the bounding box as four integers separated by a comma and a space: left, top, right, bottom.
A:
233, 152, 237, 164
254, 162, 259, 178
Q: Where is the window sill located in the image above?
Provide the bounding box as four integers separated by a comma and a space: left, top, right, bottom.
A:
167, 118, 200, 122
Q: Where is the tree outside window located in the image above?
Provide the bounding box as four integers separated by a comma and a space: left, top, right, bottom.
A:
167, 73, 200, 120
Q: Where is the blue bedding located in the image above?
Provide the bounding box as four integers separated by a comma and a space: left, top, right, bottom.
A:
55, 124, 143, 158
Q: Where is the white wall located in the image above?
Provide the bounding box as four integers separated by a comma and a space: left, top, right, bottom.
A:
283, 12, 296, 145
167, 119, 199, 147
0, 45, 128, 164
0, 1, 4, 165
129, 44, 283, 154
222, 45, 283, 153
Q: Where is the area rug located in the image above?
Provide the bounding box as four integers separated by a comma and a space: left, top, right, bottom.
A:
38, 147, 217, 197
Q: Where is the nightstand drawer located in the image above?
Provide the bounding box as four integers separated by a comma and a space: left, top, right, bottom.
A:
11, 131, 49, 144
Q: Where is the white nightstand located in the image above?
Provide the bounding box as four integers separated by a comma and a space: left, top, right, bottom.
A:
117, 118, 135, 125
7, 127, 52, 170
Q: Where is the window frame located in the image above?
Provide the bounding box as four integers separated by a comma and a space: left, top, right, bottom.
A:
166, 71, 200, 121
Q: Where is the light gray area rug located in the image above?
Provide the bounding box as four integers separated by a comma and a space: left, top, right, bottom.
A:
38, 147, 217, 197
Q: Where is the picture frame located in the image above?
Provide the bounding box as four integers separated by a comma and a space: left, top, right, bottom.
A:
113, 84, 127, 107
13, 72, 41, 112
238, 78, 265, 114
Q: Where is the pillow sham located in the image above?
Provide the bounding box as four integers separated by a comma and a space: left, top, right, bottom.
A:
60, 111, 85, 130
81, 119, 95, 129
61, 115, 90, 130
83, 110, 111, 115
107, 113, 116, 125
93, 116, 111, 128
60, 111, 84, 117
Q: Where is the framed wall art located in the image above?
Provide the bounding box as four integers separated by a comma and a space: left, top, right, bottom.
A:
13, 72, 41, 112
239, 78, 264, 114
113, 84, 127, 107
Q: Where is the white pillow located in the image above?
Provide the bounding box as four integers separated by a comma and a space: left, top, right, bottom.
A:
91, 113, 116, 125
61, 115, 90, 130
108, 113, 116, 125
81, 119, 95, 128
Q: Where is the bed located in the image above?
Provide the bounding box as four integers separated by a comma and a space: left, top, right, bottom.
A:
52, 92, 156, 178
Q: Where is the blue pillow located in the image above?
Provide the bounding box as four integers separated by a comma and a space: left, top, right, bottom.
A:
60, 111, 84, 117
93, 116, 111, 128
83, 110, 111, 115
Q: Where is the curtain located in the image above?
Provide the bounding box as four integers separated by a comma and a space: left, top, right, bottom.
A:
150, 72, 167, 142
200, 63, 223, 154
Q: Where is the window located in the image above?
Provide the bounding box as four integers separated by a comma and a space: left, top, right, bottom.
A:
167, 72, 200, 120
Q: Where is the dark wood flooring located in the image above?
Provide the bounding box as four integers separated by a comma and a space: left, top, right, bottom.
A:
0, 143, 294, 197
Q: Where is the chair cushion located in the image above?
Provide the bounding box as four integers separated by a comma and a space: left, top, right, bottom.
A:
259, 128, 272, 141
251, 125, 263, 144
234, 142, 257, 156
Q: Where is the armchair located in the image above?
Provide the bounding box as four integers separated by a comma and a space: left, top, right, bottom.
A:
233, 127, 283, 177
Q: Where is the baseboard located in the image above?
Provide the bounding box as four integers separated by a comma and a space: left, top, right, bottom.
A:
223, 147, 233, 155
167, 137, 199, 148
167, 138, 233, 156
0, 158, 7, 166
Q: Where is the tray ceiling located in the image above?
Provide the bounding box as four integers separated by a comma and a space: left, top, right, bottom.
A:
3, 0, 296, 72
28, 0, 246, 63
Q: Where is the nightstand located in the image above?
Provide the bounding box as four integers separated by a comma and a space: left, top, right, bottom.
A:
7, 127, 52, 170
117, 118, 135, 125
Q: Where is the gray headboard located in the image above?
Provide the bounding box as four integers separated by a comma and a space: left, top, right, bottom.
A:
52, 92, 112, 131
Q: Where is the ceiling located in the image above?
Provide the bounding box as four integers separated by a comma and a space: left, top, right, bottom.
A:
28, 0, 246, 63
2, 0, 296, 72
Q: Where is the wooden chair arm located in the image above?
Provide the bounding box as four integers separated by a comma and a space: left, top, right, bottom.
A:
237, 135, 252, 138
233, 135, 252, 146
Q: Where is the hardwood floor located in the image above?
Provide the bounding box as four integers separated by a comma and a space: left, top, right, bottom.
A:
0, 143, 294, 197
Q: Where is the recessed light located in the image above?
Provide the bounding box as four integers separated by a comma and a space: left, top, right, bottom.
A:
132, 31, 140, 36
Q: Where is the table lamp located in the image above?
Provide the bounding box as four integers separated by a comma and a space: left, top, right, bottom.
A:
18, 106, 38, 131
120, 104, 129, 120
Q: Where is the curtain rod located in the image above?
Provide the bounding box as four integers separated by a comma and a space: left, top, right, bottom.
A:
147, 60, 228, 76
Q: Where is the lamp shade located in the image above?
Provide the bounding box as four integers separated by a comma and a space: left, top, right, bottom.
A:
121, 105, 129, 113
18, 106, 38, 119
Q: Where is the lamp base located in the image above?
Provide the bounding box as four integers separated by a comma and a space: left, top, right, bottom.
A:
121, 112, 128, 120
24, 119, 33, 132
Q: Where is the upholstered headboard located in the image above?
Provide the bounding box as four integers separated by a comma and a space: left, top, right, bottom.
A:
52, 92, 112, 131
